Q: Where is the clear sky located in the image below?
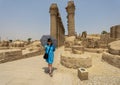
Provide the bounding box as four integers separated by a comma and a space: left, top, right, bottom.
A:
0, 0, 120, 40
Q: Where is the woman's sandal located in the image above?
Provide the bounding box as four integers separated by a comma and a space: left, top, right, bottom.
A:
49, 72, 53, 77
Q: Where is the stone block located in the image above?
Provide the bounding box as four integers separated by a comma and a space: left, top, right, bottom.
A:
0, 49, 22, 63
78, 68, 88, 80
72, 49, 84, 54
72, 45, 84, 54
61, 51, 92, 69
72, 45, 84, 51
108, 40, 120, 55
64, 48, 72, 51
102, 52, 120, 68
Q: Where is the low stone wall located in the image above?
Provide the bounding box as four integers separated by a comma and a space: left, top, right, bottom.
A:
0, 49, 44, 64
108, 40, 120, 55
109, 48, 120, 55
102, 52, 120, 68
61, 51, 92, 69
72, 45, 84, 54
64, 48, 72, 51
0, 49, 22, 63
0, 47, 9, 50
22, 50, 44, 59
84, 48, 107, 53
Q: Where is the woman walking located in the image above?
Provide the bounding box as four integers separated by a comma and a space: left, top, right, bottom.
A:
44, 38, 55, 77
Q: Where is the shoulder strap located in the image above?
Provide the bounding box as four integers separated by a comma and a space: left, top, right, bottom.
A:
48, 45, 52, 54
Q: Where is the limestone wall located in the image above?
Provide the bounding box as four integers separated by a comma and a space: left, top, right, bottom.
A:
102, 52, 120, 68
108, 40, 120, 55
22, 50, 43, 59
0, 49, 22, 63
0, 49, 44, 64
102, 40, 120, 68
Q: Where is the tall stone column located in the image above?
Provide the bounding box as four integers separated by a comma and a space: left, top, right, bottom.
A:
49, 4, 58, 39
110, 25, 120, 39
57, 16, 61, 47
66, 1, 75, 36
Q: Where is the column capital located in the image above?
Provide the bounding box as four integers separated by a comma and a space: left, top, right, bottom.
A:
49, 3, 58, 15
66, 1, 75, 14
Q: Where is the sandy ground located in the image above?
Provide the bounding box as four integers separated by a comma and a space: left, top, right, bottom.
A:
0, 46, 120, 85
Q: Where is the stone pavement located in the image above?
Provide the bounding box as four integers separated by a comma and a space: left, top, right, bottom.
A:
0, 47, 74, 85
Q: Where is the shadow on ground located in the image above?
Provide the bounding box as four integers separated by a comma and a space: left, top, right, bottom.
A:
42, 67, 57, 74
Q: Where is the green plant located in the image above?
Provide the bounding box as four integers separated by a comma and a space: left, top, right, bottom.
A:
28, 38, 32, 43
101, 30, 107, 34
9, 39, 13, 43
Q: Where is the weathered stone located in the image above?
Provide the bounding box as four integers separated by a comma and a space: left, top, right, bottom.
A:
0, 49, 22, 63
12, 40, 25, 47
0, 41, 9, 47
64, 48, 72, 51
72, 49, 84, 54
81, 38, 99, 48
66, 1, 75, 36
102, 52, 120, 68
84, 48, 107, 53
65, 36, 75, 42
108, 40, 120, 55
61, 51, 92, 69
72, 45, 84, 54
64, 36, 75, 48
72, 45, 84, 51
78, 68, 88, 80
49, 3, 65, 47
25, 40, 44, 52
74, 40, 82, 46
110, 25, 120, 39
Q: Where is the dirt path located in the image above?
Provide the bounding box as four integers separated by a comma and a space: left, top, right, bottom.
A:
0, 47, 74, 85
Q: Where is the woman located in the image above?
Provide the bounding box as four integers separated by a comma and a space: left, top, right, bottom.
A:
44, 38, 55, 77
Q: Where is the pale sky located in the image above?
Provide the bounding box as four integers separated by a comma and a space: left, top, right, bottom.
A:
0, 0, 120, 40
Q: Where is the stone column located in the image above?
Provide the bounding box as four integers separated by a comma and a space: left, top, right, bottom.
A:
66, 1, 75, 36
116, 26, 120, 39
49, 4, 58, 39
110, 25, 120, 39
57, 16, 61, 47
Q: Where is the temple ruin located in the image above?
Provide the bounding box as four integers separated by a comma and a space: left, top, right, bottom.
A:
49, 4, 65, 47
66, 1, 75, 36
110, 25, 120, 39
49, 1, 76, 47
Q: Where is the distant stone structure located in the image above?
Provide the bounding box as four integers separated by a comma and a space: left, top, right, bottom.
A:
110, 25, 120, 39
66, 1, 75, 36
49, 3, 65, 47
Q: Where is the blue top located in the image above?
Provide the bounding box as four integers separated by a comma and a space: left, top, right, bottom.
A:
44, 44, 55, 64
